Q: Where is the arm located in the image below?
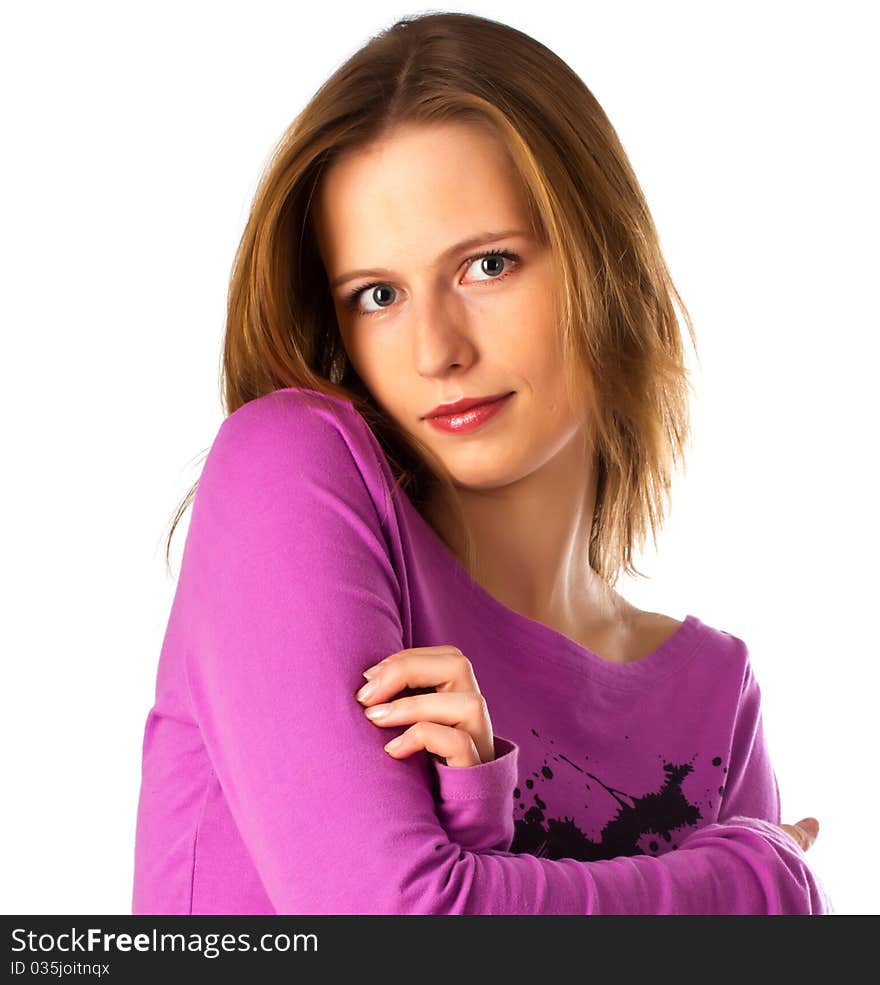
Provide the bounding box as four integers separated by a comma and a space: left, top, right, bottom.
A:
432, 735, 519, 853
181, 389, 830, 914
713, 639, 833, 912
717, 642, 782, 824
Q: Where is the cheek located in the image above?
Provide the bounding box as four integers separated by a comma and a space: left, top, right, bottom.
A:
499, 290, 564, 383
338, 320, 378, 377
502, 304, 576, 426
342, 328, 410, 404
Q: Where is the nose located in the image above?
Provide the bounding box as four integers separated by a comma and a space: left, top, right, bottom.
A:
410, 289, 478, 378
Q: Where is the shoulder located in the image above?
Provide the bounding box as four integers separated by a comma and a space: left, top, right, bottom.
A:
633, 608, 757, 679
217, 386, 366, 455
678, 613, 758, 693
633, 610, 685, 644
201, 386, 392, 520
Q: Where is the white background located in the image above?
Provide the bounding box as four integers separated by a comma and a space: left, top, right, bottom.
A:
3, 0, 876, 915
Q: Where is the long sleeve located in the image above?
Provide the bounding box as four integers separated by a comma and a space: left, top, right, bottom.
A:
713, 642, 834, 912
179, 389, 830, 914
432, 735, 519, 853
718, 645, 782, 824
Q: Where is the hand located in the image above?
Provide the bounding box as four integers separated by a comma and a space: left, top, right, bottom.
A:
354, 645, 495, 767
778, 816, 820, 852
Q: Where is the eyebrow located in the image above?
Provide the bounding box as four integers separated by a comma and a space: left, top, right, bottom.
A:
328, 228, 531, 290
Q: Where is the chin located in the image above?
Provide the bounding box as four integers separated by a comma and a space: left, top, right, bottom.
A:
446, 459, 524, 492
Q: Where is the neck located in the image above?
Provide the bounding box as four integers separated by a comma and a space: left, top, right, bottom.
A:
427, 427, 631, 639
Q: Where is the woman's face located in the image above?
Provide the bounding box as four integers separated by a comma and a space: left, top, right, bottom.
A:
313, 120, 588, 490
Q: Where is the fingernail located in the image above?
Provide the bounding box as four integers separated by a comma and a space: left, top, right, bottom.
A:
363, 658, 391, 680
384, 736, 403, 752
356, 682, 376, 703
364, 704, 390, 720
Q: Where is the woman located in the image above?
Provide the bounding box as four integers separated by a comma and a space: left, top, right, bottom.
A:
132, 11, 830, 914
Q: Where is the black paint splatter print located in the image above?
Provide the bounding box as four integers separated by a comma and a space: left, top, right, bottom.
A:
510, 727, 728, 861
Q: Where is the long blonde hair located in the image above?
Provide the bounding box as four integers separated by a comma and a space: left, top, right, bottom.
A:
164, 10, 698, 588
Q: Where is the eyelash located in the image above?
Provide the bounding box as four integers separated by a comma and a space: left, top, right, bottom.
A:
342, 248, 521, 318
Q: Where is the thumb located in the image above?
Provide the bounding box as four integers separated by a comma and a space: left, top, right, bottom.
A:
795, 817, 819, 843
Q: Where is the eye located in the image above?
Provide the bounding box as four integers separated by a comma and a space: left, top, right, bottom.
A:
463, 249, 520, 283
342, 248, 521, 318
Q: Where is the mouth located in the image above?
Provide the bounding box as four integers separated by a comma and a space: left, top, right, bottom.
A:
423, 391, 516, 435
423, 391, 516, 420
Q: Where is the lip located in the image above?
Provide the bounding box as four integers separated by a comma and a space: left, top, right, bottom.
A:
424, 391, 515, 435
424, 391, 515, 420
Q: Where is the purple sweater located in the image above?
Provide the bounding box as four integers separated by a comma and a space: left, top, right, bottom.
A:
132, 387, 832, 914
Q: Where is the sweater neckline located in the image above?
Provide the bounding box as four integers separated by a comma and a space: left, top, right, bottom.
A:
392, 482, 706, 688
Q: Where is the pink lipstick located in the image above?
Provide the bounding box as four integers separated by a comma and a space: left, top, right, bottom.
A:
424, 391, 515, 434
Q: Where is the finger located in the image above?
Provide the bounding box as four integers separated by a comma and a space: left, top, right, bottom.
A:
357, 646, 478, 703
796, 817, 820, 842
362, 690, 487, 733
383, 721, 481, 768
362, 645, 477, 689
779, 824, 809, 851
779, 820, 817, 852
363, 645, 468, 679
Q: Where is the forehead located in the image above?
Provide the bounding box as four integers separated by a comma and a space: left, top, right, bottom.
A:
312, 122, 531, 267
